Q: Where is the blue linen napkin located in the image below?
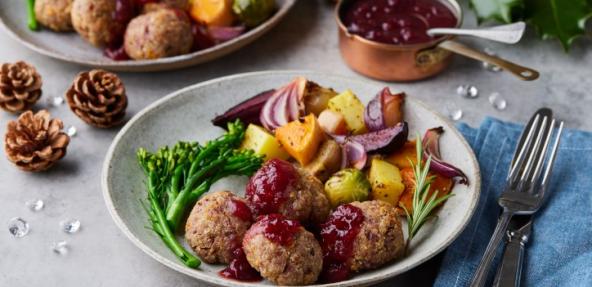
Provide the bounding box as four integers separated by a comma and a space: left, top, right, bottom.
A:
434, 117, 592, 287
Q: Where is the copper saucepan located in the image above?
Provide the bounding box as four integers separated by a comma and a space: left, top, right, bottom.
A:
336, 0, 539, 82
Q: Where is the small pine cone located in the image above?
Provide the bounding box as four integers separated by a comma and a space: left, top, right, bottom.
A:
66, 69, 128, 128
4, 110, 70, 172
0, 61, 43, 113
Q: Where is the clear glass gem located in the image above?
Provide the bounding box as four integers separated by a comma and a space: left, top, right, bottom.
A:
8, 217, 29, 238
489, 92, 507, 110
456, 85, 479, 98
66, 126, 77, 137
51, 96, 64, 107
444, 104, 463, 121
51, 241, 69, 255
482, 48, 502, 72
61, 219, 81, 234
25, 199, 44, 212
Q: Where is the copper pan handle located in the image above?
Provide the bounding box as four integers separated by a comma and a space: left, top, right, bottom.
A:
438, 40, 539, 81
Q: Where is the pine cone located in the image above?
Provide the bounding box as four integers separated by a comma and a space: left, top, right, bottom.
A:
0, 61, 43, 113
66, 69, 127, 128
4, 110, 70, 172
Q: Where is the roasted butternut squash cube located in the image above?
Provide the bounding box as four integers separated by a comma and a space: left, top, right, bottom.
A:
275, 114, 325, 165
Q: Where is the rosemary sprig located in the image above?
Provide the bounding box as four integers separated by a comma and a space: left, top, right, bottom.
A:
402, 135, 454, 254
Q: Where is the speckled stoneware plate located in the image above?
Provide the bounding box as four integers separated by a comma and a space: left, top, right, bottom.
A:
102, 71, 481, 286
0, 0, 294, 72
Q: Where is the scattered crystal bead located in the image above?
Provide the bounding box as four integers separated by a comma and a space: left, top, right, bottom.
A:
456, 85, 479, 98
51, 96, 64, 107
8, 217, 29, 238
25, 199, 44, 212
444, 104, 463, 121
66, 126, 77, 137
61, 219, 81, 234
482, 48, 502, 72
489, 92, 507, 110
51, 241, 69, 255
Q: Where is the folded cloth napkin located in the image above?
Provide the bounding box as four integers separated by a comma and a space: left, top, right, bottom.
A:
434, 117, 592, 287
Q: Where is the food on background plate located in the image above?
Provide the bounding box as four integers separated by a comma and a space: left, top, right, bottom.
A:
343, 0, 457, 45
185, 191, 253, 264
243, 214, 323, 285
124, 8, 193, 60
29, 0, 277, 60
136, 77, 469, 285
34, 0, 74, 32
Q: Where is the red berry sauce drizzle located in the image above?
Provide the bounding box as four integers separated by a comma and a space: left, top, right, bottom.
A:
343, 0, 457, 45
245, 159, 298, 216
219, 246, 262, 282
219, 199, 260, 281
227, 198, 253, 222
319, 204, 365, 283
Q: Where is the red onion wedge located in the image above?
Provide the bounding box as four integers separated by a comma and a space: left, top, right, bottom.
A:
341, 140, 367, 170
422, 127, 469, 185
208, 26, 246, 43
349, 122, 408, 154
212, 89, 275, 128
364, 87, 406, 131
260, 77, 307, 131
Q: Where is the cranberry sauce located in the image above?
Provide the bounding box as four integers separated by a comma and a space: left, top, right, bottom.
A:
343, 0, 457, 45
250, 214, 302, 246
192, 23, 216, 50
219, 247, 263, 282
245, 159, 298, 216
104, 45, 130, 61
226, 198, 253, 222
319, 204, 365, 283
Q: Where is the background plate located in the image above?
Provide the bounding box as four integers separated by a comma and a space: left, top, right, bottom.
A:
0, 0, 295, 72
102, 71, 481, 286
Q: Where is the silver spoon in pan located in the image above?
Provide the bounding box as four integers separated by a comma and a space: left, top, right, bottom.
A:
427, 22, 526, 44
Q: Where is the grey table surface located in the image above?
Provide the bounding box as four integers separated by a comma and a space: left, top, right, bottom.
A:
1, 1, 591, 286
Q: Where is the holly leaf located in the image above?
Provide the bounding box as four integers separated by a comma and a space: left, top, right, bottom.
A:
524, 0, 592, 50
469, 0, 525, 23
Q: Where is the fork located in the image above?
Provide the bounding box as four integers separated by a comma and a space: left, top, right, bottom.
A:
470, 110, 564, 287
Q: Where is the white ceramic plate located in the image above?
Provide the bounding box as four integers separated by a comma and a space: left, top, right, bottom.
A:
0, 0, 295, 72
102, 71, 481, 286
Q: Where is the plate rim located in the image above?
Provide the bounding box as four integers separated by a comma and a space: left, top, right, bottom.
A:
0, 0, 295, 71
101, 70, 481, 287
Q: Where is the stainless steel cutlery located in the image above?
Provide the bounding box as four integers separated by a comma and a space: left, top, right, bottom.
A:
470, 108, 564, 287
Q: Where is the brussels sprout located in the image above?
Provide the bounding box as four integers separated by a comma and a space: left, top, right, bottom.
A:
324, 169, 370, 208
232, 0, 275, 27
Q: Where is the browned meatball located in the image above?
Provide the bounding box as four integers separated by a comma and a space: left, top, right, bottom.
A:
246, 159, 331, 225
185, 191, 253, 264
71, 0, 123, 47
123, 8, 193, 60
35, 0, 74, 32
243, 214, 323, 285
348, 200, 404, 271
142, 0, 189, 13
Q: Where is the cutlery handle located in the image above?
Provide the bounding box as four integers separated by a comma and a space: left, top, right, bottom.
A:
438, 41, 539, 81
492, 231, 526, 287
470, 211, 513, 287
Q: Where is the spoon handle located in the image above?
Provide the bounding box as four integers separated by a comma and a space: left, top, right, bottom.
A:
428, 22, 525, 44
438, 40, 539, 81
